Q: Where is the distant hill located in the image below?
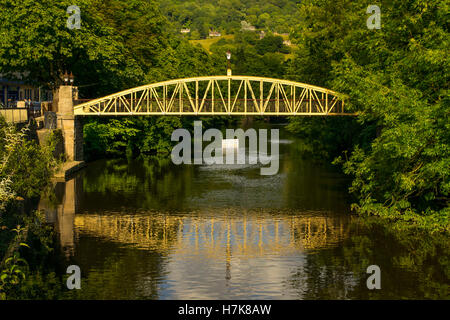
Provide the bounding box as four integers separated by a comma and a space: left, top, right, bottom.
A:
160, 0, 299, 39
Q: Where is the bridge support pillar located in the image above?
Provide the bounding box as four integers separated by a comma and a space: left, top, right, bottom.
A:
56, 86, 83, 161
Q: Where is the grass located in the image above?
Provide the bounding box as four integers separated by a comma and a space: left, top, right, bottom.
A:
189, 35, 235, 53
190, 33, 296, 60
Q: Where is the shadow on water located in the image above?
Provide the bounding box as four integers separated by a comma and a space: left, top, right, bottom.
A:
38, 128, 449, 300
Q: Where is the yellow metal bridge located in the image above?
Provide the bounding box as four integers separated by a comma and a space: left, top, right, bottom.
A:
74, 76, 351, 116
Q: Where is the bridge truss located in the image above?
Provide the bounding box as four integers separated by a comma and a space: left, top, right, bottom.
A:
74, 76, 351, 116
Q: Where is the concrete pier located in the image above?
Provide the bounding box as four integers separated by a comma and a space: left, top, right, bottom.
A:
55, 86, 84, 162
53, 161, 86, 182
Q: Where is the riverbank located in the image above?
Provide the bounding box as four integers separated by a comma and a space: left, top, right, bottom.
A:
0, 117, 59, 299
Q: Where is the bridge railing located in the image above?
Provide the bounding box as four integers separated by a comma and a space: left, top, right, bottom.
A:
77, 98, 344, 115
0, 108, 29, 123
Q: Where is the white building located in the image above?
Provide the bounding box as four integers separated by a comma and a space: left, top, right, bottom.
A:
209, 31, 222, 37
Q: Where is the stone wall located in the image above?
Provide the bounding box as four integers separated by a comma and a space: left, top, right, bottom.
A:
55, 86, 84, 161
74, 117, 84, 161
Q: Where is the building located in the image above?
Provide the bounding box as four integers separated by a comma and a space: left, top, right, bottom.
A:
0, 77, 52, 108
180, 28, 191, 34
209, 31, 222, 38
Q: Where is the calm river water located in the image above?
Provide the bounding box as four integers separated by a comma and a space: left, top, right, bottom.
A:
40, 126, 449, 299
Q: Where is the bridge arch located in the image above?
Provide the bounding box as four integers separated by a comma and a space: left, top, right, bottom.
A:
74, 76, 351, 116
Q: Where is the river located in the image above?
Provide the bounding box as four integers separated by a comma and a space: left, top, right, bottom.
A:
39, 125, 449, 300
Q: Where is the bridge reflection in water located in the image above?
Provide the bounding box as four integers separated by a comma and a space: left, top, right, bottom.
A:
74, 213, 348, 257
40, 177, 349, 259
38, 151, 358, 299
37, 148, 449, 299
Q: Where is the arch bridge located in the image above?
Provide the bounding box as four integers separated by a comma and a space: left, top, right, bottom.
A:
74, 76, 352, 116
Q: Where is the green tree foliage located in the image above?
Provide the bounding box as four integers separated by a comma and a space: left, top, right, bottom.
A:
0, 118, 56, 201
0, 0, 226, 159
83, 117, 184, 160
255, 33, 289, 55
288, 0, 449, 230
209, 31, 289, 78
0, 118, 58, 300
0, 0, 212, 97
286, 117, 367, 161
0, 0, 136, 97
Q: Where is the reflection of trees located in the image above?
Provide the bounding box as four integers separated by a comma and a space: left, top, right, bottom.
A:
64, 237, 166, 300
282, 141, 351, 212
287, 218, 450, 299
78, 156, 195, 211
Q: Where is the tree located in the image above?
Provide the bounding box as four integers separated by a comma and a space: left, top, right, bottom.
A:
288, 0, 450, 230
0, 0, 174, 97
0, 0, 128, 96
255, 34, 284, 55
0, 118, 56, 202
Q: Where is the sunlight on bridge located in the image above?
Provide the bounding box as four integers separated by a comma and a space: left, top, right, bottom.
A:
74, 76, 352, 116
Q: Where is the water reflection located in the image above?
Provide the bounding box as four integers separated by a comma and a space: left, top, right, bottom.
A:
39, 135, 449, 299
74, 211, 348, 256
38, 179, 80, 258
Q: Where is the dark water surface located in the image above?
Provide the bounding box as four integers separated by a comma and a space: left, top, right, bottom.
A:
40, 128, 449, 299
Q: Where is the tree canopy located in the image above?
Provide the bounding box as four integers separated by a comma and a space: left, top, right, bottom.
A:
287, 0, 449, 230
0, 0, 220, 97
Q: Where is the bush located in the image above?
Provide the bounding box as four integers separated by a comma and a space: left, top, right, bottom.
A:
0, 117, 56, 203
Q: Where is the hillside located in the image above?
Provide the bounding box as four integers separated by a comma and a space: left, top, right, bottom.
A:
161, 0, 299, 39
